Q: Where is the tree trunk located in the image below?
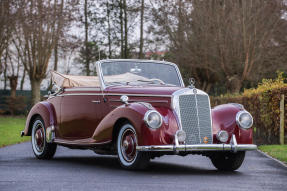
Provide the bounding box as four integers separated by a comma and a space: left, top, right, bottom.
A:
0, 52, 2, 75
139, 0, 144, 59
123, 0, 128, 58
3, 61, 7, 90
48, 42, 59, 91
31, 79, 42, 105
120, 0, 124, 58
8, 75, 18, 98
20, 69, 25, 91
84, 0, 90, 75
54, 42, 58, 71
107, 1, 112, 58
227, 75, 242, 94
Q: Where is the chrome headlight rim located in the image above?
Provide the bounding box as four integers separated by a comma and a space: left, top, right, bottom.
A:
236, 110, 253, 129
144, 110, 163, 129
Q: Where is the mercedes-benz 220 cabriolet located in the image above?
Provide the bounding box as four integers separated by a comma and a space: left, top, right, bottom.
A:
21, 59, 257, 171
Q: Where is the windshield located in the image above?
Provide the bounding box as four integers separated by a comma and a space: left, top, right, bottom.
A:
100, 61, 182, 87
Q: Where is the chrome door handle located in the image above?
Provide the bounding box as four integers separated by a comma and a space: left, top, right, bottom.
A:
91, 100, 100, 104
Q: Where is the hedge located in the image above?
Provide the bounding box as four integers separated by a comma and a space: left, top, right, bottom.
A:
0, 90, 47, 115
211, 73, 287, 145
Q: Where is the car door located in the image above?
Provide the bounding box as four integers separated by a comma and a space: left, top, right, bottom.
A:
59, 88, 102, 139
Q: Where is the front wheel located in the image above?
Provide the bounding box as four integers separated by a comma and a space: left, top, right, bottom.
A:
117, 123, 149, 170
31, 117, 57, 159
210, 151, 245, 171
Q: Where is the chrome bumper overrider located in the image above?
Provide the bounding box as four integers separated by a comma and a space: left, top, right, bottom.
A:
136, 135, 257, 153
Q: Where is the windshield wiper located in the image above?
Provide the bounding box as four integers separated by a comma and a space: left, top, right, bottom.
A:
135, 79, 177, 86
106, 81, 129, 86
136, 79, 165, 85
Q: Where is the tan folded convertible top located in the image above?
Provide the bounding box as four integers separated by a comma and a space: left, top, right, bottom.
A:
51, 71, 150, 88
51, 71, 100, 88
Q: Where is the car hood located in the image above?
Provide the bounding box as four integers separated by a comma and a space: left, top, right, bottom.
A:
105, 85, 183, 96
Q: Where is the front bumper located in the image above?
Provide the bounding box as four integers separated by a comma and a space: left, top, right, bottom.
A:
136, 144, 257, 152
136, 135, 257, 153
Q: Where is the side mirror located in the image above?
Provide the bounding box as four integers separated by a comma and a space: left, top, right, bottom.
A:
49, 83, 61, 96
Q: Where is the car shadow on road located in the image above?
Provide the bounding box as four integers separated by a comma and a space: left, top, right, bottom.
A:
49, 155, 242, 176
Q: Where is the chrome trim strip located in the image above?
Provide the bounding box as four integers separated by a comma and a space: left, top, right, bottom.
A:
91, 100, 101, 104
57, 93, 172, 97
106, 93, 172, 97
109, 99, 169, 103
194, 93, 202, 143
65, 87, 101, 92
58, 93, 102, 96
54, 139, 112, 146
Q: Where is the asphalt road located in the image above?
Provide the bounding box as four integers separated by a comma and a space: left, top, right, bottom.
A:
0, 142, 286, 191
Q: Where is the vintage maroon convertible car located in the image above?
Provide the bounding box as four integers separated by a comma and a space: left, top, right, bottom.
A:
22, 59, 257, 170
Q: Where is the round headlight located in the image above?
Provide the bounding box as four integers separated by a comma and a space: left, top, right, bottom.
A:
176, 130, 186, 142
216, 130, 229, 143
144, 110, 163, 129
236, 111, 253, 129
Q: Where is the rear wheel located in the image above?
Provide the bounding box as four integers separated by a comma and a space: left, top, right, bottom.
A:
31, 117, 57, 159
210, 151, 245, 171
117, 123, 149, 170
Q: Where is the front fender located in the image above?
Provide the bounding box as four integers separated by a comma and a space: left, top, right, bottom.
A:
23, 102, 57, 136
212, 104, 253, 144
92, 103, 179, 146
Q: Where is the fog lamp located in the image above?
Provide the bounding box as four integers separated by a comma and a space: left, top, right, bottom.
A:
216, 130, 229, 143
176, 130, 186, 142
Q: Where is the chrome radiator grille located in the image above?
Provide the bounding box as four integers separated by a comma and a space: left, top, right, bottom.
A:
178, 94, 212, 144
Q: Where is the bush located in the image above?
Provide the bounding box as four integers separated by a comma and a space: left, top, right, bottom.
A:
0, 96, 27, 115
211, 72, 287, 145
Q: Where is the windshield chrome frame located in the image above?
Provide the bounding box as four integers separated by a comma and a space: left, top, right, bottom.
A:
96, 59, 185, 90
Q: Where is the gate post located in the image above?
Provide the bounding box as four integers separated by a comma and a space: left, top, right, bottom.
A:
280, 94, 285, 145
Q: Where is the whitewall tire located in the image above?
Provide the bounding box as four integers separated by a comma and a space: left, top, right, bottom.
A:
117, 123, 149, 169
31, 117, 57, 159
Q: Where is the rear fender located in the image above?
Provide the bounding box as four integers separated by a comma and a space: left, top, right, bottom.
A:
23, 102, 57, 136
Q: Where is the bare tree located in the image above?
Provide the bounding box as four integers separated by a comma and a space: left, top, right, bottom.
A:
139, 0, 144, 58
106, 0, 112, 58
13, 0, 67, 105
2, 46, 21, 98
0, 1, 15, 74
151, 0, 287, 93
84, 0, 90, 75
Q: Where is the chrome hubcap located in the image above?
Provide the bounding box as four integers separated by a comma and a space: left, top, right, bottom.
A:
34, 124, 45, 153
121, 129, 137, 162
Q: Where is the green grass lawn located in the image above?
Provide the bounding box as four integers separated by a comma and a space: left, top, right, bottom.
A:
0, 116, 30, 147
259, 145, 287, 164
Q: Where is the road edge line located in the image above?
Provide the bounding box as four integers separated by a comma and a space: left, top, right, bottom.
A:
257, 149, 287, 168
